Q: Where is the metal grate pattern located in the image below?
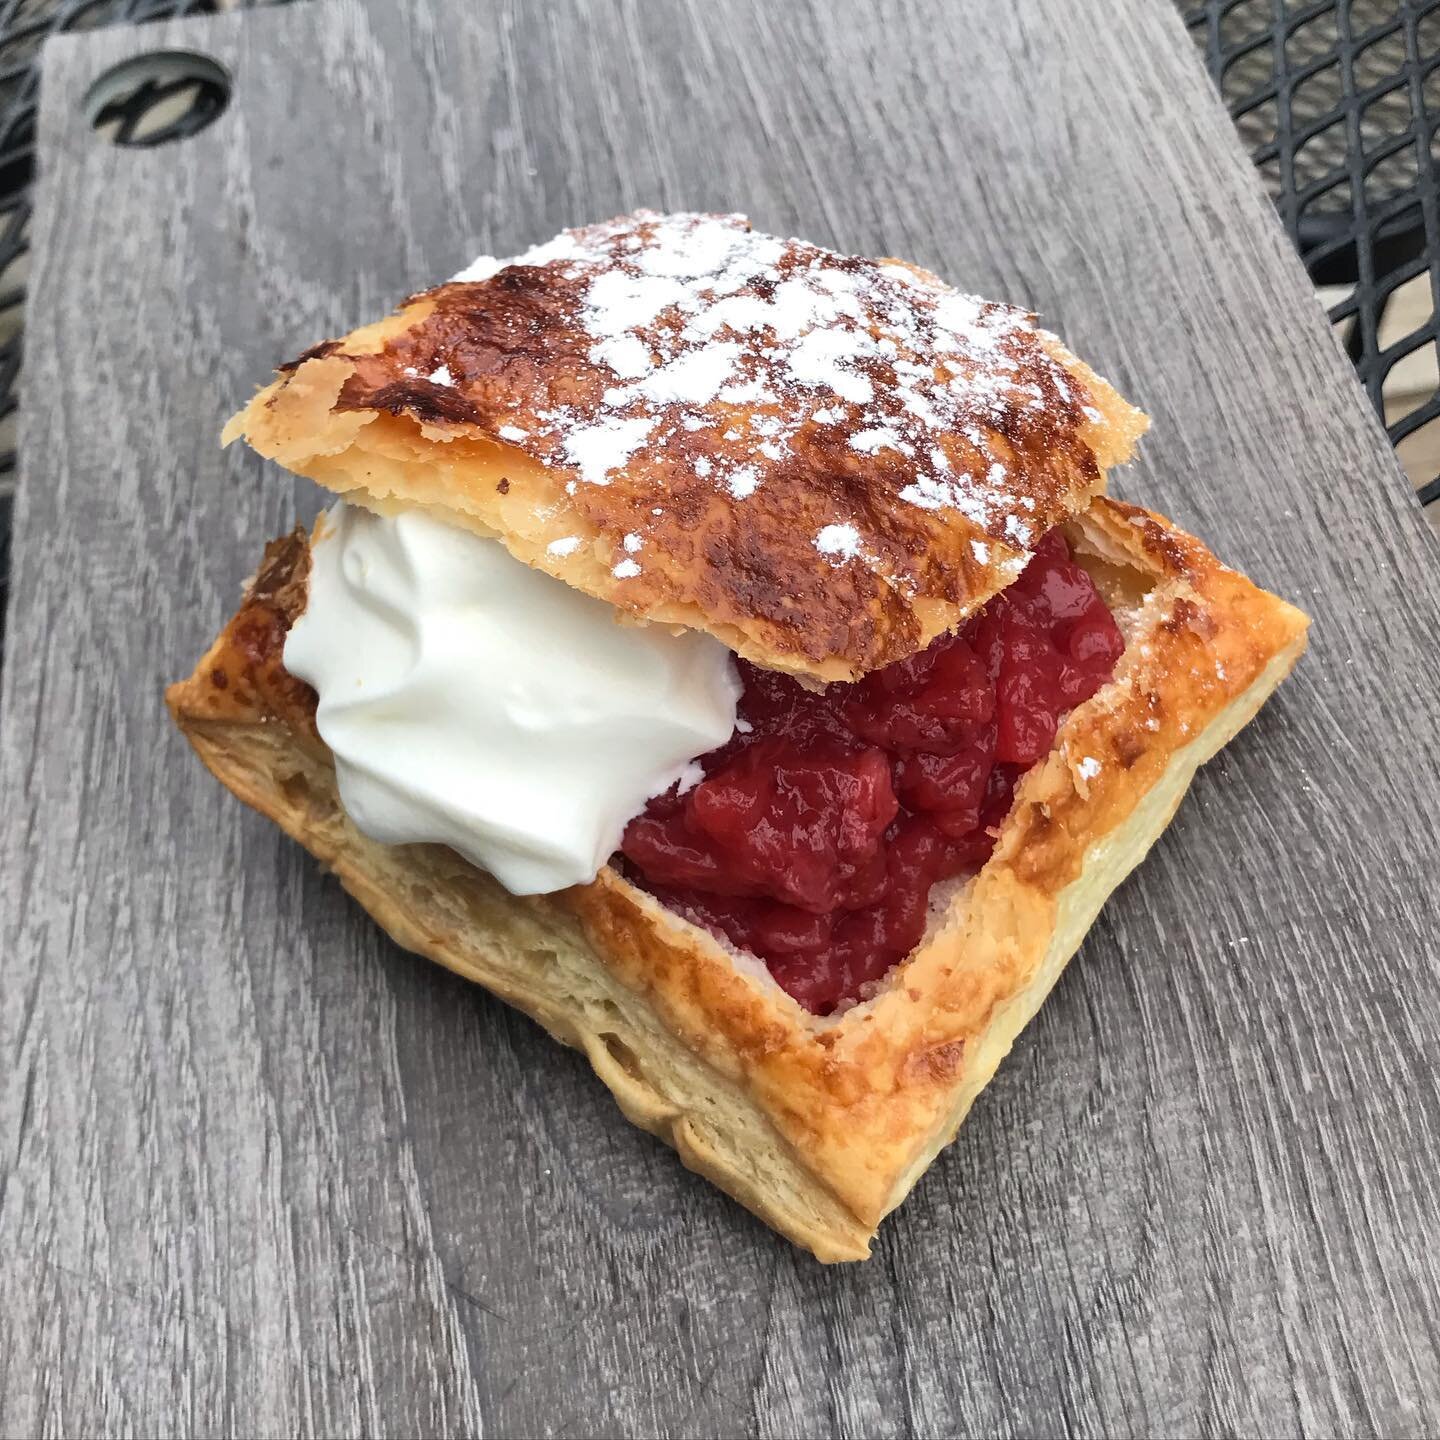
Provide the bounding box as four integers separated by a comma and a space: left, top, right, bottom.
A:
1179, 0, 1440, 512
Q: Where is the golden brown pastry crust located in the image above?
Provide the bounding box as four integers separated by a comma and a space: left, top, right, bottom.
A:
167, 496, 1307, 1259
223, 212, 1147, 681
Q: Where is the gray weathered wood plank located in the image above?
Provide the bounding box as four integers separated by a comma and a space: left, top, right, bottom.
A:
2, 0, 1439, 1434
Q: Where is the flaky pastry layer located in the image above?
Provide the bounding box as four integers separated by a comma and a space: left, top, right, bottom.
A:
167, 497, 1306, 1258
223, 212, 1147, 681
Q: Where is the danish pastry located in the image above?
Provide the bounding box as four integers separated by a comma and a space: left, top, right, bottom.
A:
170, 212, 1307, 1259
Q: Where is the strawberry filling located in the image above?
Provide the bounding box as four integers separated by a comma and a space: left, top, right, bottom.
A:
620, 529, 1124, 1014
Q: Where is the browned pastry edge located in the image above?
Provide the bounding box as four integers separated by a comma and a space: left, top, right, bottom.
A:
221, 212, 1148, 681
166, 496, 1308, 1258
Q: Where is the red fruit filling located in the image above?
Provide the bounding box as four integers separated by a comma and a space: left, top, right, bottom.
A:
620, 529, 1124, 1015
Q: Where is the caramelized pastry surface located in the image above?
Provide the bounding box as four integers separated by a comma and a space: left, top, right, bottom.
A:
227, 211, 1147, 679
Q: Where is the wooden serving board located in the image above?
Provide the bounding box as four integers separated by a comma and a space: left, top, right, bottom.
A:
3, 1, 1440, 1433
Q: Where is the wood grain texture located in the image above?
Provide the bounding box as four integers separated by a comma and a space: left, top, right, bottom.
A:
2, 0, 1439, 1434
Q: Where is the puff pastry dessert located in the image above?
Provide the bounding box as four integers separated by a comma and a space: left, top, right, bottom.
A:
169, 211, 1308, 1260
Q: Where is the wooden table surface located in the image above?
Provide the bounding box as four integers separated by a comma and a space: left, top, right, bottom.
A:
3, 1, 1439, 1434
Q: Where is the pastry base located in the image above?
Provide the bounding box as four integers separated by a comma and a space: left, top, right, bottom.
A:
168, 496, 1308, 1259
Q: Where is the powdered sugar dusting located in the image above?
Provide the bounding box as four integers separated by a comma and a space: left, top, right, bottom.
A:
514, 232, 587, 267
788, 326, 876, 403
561, 415, 655, 486
814, 523, 863, 560
590, 334, 653, 379
851, 426, 911, 456
450, 254, 502, 283
728, 465, 760, 499
623, 341, 740, 406
439, 212, 1102, 581
584, 268, 690, 340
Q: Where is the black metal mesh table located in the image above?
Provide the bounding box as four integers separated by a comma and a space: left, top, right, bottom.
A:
0, 0, 1436, 661
1179, 0, 1440, 513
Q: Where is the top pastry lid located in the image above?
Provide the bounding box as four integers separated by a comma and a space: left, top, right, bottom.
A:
224, 211, 1148, 682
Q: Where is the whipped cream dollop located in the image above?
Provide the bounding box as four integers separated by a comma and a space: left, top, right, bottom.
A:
284, 503, 741, 893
